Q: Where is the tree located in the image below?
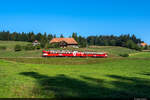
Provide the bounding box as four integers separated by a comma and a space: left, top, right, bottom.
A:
125, 40, 137, 49
48, 34, 53, 41
60, 34, 64, 38
78, 35, 87, 48
49, 43, 60, 48
109, 40, 116, 46
53, 34, 56, 38
36, 33, 42, 41
144, 45, 149, 50
0, 31, 144, 50
72, 32, 78, 42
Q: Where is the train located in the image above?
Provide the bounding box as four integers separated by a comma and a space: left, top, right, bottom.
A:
42, 50, 108, 58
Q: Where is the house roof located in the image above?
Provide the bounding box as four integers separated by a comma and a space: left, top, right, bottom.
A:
140, 43, 147, 46
50, 38, 78, 44
33, 40, 38, 43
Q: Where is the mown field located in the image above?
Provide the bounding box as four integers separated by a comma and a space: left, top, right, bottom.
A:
0, 41, 150, 99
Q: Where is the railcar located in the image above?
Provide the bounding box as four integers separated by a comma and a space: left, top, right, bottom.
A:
42, 50, 108, 58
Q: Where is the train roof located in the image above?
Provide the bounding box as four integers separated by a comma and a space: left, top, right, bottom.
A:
43, 50, 106, 54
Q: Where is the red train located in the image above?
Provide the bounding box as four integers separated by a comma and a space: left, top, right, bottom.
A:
42, 50, 108, 58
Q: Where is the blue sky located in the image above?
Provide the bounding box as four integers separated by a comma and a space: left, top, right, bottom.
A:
0, 0, 150, 44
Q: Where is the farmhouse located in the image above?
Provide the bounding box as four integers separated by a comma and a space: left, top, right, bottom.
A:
50, 38, 78, 48
137, 43, 148, 47
32, 40, 40, 46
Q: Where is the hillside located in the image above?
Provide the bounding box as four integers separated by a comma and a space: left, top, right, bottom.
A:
129, 52, 150, 58
0, 41, 30, 50
0, 41, 139, 58
0, 41, 149, 99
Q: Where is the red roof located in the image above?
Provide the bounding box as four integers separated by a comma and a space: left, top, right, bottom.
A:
141, 43, 147, 46
50, 38, 78, 44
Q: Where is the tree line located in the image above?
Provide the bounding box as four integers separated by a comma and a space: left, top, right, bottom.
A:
0, 31, 146, 50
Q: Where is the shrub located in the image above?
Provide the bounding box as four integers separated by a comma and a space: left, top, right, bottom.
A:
44, 43, 51, 49
0, 46, 7, 50
24, 44, 35, 50
48, 43, 60, 48
40, 42, 47, 48
144, 45, 149, 50
135, 46, 143, 51
14, 45, 22, 51
36, 45, 41, 50
119, 53, 129, 57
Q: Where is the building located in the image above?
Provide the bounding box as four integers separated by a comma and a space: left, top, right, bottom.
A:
137, 43, 148, 47
32, 40, 40, 46
50, 38, 78, 48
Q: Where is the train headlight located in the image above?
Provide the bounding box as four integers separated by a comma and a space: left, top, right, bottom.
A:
43, 53, 48, 56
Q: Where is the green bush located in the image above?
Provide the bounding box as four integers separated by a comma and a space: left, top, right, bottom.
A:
24, 44, 35, 51
14, 45, 22, 52
144, 45, 149, 50
119, 53, 129, 57
36, 45, 41, 50
0, 46, 7, 50
49, 43, 60, 48
135, 46, 143, 51
44, 43, 50, 49
40, 42, 47, 48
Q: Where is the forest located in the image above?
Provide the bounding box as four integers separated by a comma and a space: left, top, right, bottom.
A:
0, 31, 145, 50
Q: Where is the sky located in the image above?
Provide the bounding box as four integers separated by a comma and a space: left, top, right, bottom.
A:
0, 0, 150, 44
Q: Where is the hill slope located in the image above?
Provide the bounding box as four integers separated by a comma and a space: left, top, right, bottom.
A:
0, 41, 138, 58
0, 41, 30, 50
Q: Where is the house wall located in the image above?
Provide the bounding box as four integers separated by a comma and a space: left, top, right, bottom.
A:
67, 44, 79, 48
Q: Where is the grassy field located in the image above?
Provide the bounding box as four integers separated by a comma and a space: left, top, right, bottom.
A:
1, 41, 150, 99
0, 41, 138, 58
129, 52, 150, 58
0, 41, 30, 50
0, 57, 150, 99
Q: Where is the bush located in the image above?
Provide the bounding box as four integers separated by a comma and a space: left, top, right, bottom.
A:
144, 45, 149, 50
135, 46, 143, 51
24, 44, 35, 51
44, 43, 51, 49
0, 46, 7, 50
48, 43, 60, 48
119, 53, 129, 57
36, 45, 41, 50
40, 42, 47, 48
14, 45, 22, 51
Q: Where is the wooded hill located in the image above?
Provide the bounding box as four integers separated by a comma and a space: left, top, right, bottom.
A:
0, 31, 145, 50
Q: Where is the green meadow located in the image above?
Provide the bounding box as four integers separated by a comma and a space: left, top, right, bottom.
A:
0, 41, 138, 58
0, 41, 150, 99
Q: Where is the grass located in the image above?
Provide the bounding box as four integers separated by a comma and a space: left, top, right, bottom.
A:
0, 50, 43, 58
87, 46, 138, 56
0, 41, 148, 99
0, 41, 30, 50
129, 52, 150, 58
0, 41, 138, 58
0, 57, 150, 99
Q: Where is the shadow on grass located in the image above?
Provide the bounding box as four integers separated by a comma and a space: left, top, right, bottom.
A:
20, 72, 150, 99
106, 75, 150, 98
140, 72, 150, 76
